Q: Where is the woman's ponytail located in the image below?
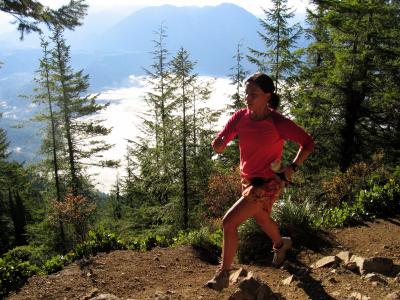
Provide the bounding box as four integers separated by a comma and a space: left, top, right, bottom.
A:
268, 92, 280, 110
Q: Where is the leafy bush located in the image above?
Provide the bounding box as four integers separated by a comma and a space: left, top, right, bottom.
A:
204, 168, 242, 218
358, 178, 400, 218
0, 255, 41, 298
74, 227, 127, 259
42, 255, 70, 274
128, 233, 173, 252
186, 227, 222, 265
318, 177, 400, 228
321, 152, 386, 207
49, 194, 97, 243
317, 198, 365, 228
2, 246, 34, 264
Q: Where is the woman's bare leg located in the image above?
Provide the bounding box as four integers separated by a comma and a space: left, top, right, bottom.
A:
221, 196, 263, 270
253, 210, 282, 248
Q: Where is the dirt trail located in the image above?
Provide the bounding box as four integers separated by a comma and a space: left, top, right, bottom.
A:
7, 217, 400, 300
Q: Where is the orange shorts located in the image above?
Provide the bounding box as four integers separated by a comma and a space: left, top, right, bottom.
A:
241, 175, 284, 214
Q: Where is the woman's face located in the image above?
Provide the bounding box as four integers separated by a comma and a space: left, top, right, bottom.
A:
244, 82, 270, 111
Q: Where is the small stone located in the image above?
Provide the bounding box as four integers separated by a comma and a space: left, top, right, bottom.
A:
336, 251, 352, 264
364, 273, 387, 285
159, 264, 167, 269
89, 294, 121, 300
282, 275, 296, 286
312, 256, 339, 269
229, 268, 248, 284
350, 255, 393, 275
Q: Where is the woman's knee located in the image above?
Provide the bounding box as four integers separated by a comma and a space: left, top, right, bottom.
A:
222, 215, 239, 233
254, 213, 273, 227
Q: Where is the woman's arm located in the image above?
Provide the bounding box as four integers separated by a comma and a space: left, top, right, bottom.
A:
211, 109, 246, 153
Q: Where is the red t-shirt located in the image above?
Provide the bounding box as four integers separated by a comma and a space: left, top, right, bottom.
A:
217, 108, 314, 179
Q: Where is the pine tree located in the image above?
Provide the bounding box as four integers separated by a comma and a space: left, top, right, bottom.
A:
293, 0, 400, 171
0, 118, 10, 160
171, 47, 196, 230
247, 0, 302, 92
49, 26, 116, 195
228, 40, 249, 113
222, 41, 249, 168
0, 0, 88, 39
32, 36, 64, 202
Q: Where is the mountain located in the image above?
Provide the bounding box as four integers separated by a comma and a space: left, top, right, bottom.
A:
81, 3, 264, 88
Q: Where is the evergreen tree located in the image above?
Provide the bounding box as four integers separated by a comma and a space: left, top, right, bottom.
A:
0, 117, 10, 160
247, 0, 302, 92
222, 41, 249, 167
293, 0, 400, 171
0, 0, 88, 39
228, 40, 249, 113
171, 47, 196, 230
32, 36, 63, 202
124, 24, 177, 208
49, 26, 116, 195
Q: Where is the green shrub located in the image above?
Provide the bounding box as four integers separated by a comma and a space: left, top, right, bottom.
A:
317, 199, 365, 228
127, 232, 174, 251
186, 227, 222, 265
2, 246, 34, 264
359, 178, 400, 218
0, 257, 41, 298
42, 252, 78, 275
74, 228, 127, 259
317, 178, 400, 228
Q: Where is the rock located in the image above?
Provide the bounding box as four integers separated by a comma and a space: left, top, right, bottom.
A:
351, 256, 393, 275
386, 291, 400, 300
349, 291, 371, 300
312, 256, 339, 269
89, 294, 121, 300
282, 275, 296, 286
363, 273, 388, 285
230, 268, 248, 284
238, 274, 260, 293
229, 273, 276, 300
336, 251, 352, 264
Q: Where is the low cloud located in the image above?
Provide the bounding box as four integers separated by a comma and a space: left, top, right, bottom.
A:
88, 75, 235, 193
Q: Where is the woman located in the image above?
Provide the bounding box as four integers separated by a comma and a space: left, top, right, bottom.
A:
205, 72, 314, 291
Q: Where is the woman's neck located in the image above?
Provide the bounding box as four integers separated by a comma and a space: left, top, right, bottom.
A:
249, 106, 271, 121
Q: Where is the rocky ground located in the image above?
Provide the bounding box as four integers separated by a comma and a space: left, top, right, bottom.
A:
6, 216, 400, 300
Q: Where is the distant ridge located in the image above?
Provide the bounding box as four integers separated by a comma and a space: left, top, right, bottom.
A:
83, 3, 263, 86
